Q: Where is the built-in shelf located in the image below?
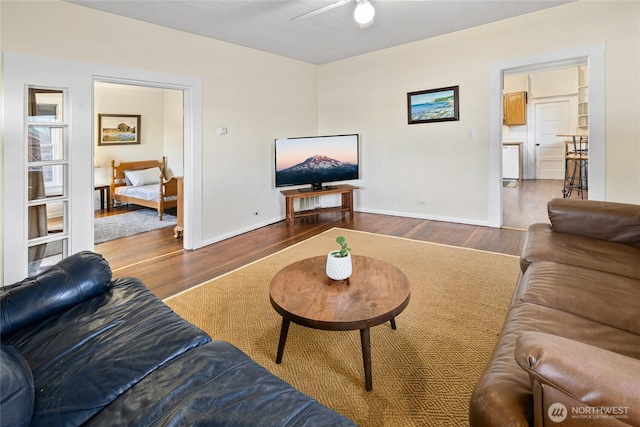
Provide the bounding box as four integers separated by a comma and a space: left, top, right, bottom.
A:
578, 66, 589, 130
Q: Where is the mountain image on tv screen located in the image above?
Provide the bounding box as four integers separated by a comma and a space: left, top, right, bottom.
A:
276, 154, 358, 186
275, 134, 359, 187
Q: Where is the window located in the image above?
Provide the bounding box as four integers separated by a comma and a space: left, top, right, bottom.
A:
27, 88, 69, 275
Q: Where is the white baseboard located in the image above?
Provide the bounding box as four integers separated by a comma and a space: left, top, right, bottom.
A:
197, 208, 495, 250
198, 215, 284, 248
354, 208, 494, 228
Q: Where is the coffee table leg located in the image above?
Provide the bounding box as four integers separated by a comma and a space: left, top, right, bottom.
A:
276, 318, 290, 364
390, 317, 397, 330
360, 328, 373, 391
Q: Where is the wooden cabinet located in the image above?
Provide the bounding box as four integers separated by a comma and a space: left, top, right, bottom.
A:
503, 91, 527, 126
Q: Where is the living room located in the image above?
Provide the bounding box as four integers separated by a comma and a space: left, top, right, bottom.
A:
2, 0, 639, 281
1, 1, 640, 426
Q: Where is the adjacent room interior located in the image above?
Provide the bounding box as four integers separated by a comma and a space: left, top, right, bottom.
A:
93, 81, 184, 245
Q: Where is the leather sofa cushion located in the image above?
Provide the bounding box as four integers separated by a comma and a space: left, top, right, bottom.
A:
520, 223, 640, 279
1, 251, 112, 336
509, 299, 640, 361
548, 198, 640, 246
515, 332, 640, 427
521, 261, 640, 335
84, 340, 356, 426
470, 294, 640, 427
0, 344, 35, 427
4, 276, 211, 427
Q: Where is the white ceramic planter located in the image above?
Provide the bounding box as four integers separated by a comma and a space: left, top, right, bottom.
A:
326, 252, 352, 281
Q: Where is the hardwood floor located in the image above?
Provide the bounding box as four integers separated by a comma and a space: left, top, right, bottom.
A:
502, 179, 587, 229
98, 179, 581, 300
95, 210, 527, 300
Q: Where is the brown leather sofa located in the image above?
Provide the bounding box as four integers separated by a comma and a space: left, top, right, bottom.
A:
470, 198, 640, 427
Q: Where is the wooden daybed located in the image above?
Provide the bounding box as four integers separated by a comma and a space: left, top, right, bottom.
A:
110, 157, 180, 221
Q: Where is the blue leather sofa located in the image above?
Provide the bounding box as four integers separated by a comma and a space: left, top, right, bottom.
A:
0, 251, 356, 426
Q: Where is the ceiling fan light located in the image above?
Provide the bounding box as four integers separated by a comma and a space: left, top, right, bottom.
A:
354, 0, 375, 25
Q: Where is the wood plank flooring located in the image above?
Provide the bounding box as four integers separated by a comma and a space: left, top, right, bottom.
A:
96, 209, 527, 300
502, 178, 585, 229
97, 179, 579, 299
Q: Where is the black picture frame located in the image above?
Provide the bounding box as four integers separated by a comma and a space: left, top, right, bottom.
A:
407, 86, 459, 124
98, 114, 141, 145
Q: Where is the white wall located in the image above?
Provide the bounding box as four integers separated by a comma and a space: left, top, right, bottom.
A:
1, 0, 318, 250
1, 1, 639, 270
318, 1, 640, 224
0, 3, 4, 280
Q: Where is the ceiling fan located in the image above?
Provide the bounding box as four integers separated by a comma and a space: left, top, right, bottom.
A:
291, 0, 376, 28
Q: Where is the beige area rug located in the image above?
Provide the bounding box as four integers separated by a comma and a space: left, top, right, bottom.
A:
164, 228, 520, 426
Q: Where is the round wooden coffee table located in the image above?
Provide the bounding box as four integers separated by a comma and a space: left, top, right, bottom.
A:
269, 255, 411, 391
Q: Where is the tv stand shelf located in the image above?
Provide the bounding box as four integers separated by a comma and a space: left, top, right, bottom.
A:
280, 184, 358, 228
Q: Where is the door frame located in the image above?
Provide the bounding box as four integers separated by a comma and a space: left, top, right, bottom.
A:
488, 43, 606, 227
2, 53, 203, 283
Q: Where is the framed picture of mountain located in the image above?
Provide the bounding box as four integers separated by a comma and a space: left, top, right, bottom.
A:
98, 114, 141, 145
407, 86, 459, 124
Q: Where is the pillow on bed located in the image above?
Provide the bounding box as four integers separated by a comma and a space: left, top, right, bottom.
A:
124, 167, 163, 186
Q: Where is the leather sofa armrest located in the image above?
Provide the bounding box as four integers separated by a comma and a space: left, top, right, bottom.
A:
547, 198, 640, 246
515, 332, 640, 426
1, 251, 112, 336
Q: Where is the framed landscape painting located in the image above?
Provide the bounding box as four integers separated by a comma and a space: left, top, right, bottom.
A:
98, 114, 141, 145
407, 86, 459, 124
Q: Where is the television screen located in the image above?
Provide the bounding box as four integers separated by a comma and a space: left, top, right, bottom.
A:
275, 134, 359, 190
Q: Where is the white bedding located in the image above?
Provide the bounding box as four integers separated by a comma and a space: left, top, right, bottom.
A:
115, 184, 177, 202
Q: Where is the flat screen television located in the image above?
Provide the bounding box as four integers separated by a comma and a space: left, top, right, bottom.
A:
275, 134, 359, 192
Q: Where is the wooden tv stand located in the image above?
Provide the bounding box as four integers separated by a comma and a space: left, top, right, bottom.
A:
280, 184, 358, 228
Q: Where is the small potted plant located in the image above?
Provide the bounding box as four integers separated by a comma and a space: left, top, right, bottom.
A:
326, 236, 352, 281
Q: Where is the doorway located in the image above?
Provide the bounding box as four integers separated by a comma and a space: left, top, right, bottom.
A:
501, 68, 584, 229
489, 43, 606, 229
93, 82, 184, 245
2, 53, 203, 284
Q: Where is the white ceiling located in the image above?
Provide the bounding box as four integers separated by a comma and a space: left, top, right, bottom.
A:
68, 0, 572, 64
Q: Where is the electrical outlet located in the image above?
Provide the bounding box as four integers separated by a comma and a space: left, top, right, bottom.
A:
416, 201, 427, 208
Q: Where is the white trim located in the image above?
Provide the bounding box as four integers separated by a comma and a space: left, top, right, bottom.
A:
199, 215, 285, 248
357, 208, 492, 227
489, 43, 606, 227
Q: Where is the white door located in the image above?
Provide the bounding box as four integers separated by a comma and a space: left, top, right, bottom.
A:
3, 53, 94, 283
534, 100, 571, 179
